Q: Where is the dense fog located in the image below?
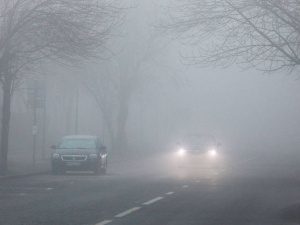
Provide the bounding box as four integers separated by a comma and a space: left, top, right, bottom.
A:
5, 0, 300, 165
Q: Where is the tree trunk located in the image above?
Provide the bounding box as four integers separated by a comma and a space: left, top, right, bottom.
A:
103, 109, 115, 153
116, 89, 130, 156
0, 74, 12, 173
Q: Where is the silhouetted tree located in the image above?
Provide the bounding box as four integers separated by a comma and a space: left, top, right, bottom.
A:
82, 2, 169, 155
0, 0, 122, 173
165, 0, 300, 73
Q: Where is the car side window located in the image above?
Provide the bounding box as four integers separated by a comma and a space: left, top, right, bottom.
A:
96, 138, 103, 150
96, 138, 100, 149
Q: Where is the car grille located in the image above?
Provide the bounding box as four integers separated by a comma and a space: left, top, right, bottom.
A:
190, 151, 200, 155
189, 149, 204, 155
61, 155, 87, 161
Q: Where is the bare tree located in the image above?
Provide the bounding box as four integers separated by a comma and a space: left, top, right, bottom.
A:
0, 0, 122, 173
81, 3, 170, 155
82, 68, 117, 152
164, 0, 300, 74
82, 34, 167, 155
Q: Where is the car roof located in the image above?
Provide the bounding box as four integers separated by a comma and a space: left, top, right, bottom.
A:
183, 133, 215, 139
182, 134, 216, 143
61, 135, 98, 140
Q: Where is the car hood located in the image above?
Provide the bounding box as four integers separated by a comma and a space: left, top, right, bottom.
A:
55, 148, 97, 155
186, 145, 216, 153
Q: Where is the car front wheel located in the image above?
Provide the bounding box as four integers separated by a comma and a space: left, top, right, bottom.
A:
51, 167, 59, 175
94, 162, 101, 175
100, 159, 107, 175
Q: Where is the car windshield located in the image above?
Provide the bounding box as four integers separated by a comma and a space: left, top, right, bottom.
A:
58, 139, 96, 149
183, 136, 215, 147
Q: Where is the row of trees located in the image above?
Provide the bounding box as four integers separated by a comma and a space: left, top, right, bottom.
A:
81, 2, 169, 155
0, 0, 122, 173
1, 0, 299, 172
0, 0, 171, 173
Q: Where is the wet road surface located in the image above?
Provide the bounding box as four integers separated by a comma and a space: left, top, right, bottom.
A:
1, 153, 300, 225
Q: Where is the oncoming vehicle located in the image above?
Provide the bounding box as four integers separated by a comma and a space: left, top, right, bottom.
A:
51, 135, 108, 175
176, 134, 221, 168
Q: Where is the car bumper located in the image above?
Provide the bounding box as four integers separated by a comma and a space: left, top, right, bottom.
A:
51, 159, 99, 171
177, 154, 218, 167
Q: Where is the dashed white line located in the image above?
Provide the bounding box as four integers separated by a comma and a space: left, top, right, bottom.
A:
95, 220, 112, 225
0, 193, 26, 196
115, 207, 141, 218
46, 188, 53, 191
143, 197, 164, 205
182, 185, 189, 188
0, 187, 52, 190
195, 180, 200, 183
93, 189, 180, 224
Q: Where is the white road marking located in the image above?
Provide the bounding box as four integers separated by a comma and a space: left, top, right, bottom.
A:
182, 185, 189, 188
195, 180, 200, 183
46, 188, 53, 191
0, 187, 52, 190
0, 193, 26, 196
143, 197, 164, 205
166, 192, 174, 195
115, 207, 141, 218
95, 220, 112, 225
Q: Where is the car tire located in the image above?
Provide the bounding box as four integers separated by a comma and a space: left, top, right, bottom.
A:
51, 167, 59, 175
94, 162, 101, 175
100, 159, 107, 175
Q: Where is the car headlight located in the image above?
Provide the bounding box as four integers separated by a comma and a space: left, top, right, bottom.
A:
52, 153, 60, 159
177, 148, 186, 156
208, 149, 217, 157
89, 153, 98, 159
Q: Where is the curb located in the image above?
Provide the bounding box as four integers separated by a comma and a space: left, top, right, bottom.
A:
0, 156, 128, 181
0, 170, 50, 181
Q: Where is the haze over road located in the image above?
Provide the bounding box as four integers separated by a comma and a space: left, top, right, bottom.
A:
1, 152, 300, 225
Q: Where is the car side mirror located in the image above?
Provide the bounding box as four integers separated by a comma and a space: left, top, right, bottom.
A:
51, 145, 57, 149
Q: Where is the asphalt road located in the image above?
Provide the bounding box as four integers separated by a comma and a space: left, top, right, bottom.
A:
1, 152, 300, 225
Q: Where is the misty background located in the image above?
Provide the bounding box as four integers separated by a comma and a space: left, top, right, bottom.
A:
5, 0, 300, 165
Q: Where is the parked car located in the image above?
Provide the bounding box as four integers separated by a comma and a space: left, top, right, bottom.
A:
51, 135, 107, 175
175, 134, 221, 168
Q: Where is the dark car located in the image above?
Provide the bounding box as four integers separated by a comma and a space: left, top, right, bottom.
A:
51, 135, 108, 175
175, 134, 221, 168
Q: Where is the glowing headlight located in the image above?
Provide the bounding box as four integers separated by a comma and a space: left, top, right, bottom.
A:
52, 153, 60, 159
89, 153, 98, 159
178, 148, 186, 156
208, 149, 217, 157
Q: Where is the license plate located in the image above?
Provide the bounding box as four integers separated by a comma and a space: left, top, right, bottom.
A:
66, 161, 81, 166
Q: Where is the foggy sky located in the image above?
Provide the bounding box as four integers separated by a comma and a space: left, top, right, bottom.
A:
8, 0, 300, 158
